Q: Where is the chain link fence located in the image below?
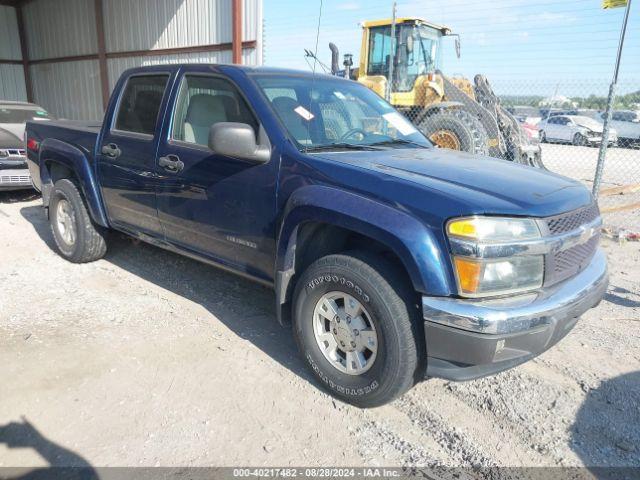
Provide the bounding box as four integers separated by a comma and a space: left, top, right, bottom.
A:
403, 77, 640, 231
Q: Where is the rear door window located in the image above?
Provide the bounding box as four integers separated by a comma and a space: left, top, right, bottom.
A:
114, 75, 169, 135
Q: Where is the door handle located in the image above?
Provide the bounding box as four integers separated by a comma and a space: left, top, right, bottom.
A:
101, 143, 121, 158
158, 154, 184, 173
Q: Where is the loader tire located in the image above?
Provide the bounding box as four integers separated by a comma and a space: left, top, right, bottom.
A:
419, 109, 490, 156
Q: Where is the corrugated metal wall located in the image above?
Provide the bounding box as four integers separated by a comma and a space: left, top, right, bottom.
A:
30, 60, 103, 120
22, 0, 98, 61
104, 0, 233, 52
0, 5, 27, 101
21, 0, 102, 119
0, 6, 21, 60
1, 0, 262, 120
0, 65, 27, 101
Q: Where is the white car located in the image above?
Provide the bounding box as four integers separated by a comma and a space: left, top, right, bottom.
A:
0, 101, 52, 191
538, 115, 617, 147
598, 110, 640, 148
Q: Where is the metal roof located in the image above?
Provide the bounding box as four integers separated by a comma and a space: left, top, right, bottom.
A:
361, 17, 451, 35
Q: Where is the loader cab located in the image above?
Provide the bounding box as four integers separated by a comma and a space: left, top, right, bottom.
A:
358, 18, 450, 104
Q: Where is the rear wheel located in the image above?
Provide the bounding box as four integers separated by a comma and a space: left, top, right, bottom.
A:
419, 109, 489, 156
292, 252, 423, 408
49, 178, 107, 263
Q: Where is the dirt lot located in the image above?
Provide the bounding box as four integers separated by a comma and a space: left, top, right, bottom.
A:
1, 189, 639, 471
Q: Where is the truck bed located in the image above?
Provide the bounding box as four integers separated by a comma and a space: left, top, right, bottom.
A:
30, 119, 102, 149
26, 119, 103, 192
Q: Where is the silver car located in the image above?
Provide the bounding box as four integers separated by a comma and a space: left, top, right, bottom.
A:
0, 101, 52, 191
538, 115, 617, 147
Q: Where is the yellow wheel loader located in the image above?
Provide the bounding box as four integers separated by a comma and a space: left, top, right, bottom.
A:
327, 18, 543, 167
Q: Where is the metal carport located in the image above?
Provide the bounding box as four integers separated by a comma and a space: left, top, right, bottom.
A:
0, 0, 262, 119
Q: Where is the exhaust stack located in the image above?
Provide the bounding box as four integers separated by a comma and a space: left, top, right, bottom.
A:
329, 43, 340, 75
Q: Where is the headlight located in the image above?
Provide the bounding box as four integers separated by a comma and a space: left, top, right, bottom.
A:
447, 217, 540, 243
447, 217, 544, 297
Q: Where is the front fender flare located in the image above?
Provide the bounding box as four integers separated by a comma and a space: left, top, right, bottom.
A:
275, 185, 453, 322
39, 138, 109, 228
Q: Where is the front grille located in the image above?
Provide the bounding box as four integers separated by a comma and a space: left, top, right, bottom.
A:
0, 174, 31, 184
552, 235, 599, 284
545, 203, 600, 235
544, 203, 601, 286
0, 149, 26, 158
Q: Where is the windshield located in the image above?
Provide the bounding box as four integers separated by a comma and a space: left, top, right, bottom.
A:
0, 107, 51, 123
254, 75, 431, 151
367, 23, 442, 93
571, 116, 603, 129
407, 25, 441, 77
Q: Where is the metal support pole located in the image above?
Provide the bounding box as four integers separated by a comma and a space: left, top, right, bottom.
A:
94, 0, 110, 110
15, 4, 33, 102
385, 1, 397, 102
593, 0, 632, 196
232, 0, 243, 64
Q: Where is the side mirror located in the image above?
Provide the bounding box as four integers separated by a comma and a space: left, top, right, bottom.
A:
208, 122, 270, 163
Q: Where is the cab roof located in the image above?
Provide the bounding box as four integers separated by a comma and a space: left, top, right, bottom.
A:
362, 17, 451, 35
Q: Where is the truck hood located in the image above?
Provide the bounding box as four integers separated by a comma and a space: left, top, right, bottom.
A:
315, 147, 593, 217
0, 127, 22, 149
0, 123, 26, 140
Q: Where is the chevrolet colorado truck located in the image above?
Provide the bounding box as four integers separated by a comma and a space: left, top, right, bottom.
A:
26, 64, 608, 408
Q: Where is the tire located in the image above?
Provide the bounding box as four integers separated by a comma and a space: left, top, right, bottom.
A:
539, 130, 547, 143
418, 109, 489, 156
292, 251, 423, 408
573, 133, 586, 147
49, 178, 107, 263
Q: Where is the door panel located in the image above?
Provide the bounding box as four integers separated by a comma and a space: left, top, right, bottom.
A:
98, 133, 162, 234
98, 74, 170, 236
155, 74, 277, 281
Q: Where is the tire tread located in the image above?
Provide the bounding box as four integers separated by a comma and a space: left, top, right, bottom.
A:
50, 178, 107, 263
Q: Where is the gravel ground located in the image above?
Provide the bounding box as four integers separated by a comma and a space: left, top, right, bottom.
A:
0, 190, 639, 472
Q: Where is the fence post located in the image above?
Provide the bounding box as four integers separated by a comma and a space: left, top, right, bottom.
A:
385, 2, 397, 102
592, 0, 632, 197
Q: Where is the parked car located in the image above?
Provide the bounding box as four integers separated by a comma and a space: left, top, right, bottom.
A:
0, 126, 31, 191
598, 110, 640, 148
538, 115, 617, 146
0, 101, 52, 191
540, 109, 579, 119
26, 65, 608, 407
515, 117, 541, 142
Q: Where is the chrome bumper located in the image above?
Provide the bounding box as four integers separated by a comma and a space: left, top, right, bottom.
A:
422, 249, 608, 380
0, 168, 33, 190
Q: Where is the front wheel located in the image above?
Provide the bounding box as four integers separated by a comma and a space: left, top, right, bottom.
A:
292, 252, 423, 408
573, 132, 587, 146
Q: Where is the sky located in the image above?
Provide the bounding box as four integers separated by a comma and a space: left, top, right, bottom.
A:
264, 0, 639, 97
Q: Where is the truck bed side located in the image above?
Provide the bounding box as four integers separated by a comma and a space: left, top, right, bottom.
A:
26, 119, 108, 227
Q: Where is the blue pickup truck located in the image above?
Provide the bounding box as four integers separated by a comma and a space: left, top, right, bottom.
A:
26, 64, 608, 407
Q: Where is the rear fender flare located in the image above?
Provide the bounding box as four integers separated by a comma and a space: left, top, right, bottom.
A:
39, 138, 109, 228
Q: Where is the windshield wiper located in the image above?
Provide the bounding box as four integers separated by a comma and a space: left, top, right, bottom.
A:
305, 142, 383, 152
369, 139, 430, 149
